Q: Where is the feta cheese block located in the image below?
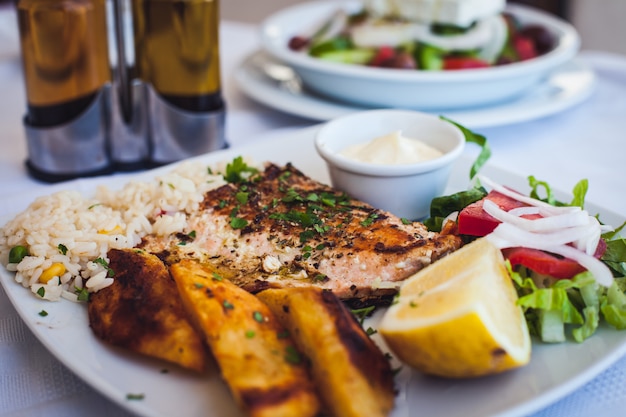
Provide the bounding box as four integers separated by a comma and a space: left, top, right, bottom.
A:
365, 0, 506, 28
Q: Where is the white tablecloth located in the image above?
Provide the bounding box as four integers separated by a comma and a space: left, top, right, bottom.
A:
1, 7, 626, 417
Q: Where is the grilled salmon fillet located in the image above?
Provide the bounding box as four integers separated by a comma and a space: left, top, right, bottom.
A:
88, 249, 207, 372
140, 163, 462, 306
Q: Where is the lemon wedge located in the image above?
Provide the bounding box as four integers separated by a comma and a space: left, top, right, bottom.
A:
379, 237, 531, 378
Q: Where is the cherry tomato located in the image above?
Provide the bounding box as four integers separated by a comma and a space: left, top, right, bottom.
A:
513, 35, 538, 61
369, 46, 396, 67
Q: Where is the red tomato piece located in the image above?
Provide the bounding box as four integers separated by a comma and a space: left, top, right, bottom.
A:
503, 247, 585, 279
442, 57, 490, 70
370, 46, 396, 67
457, 190, 535, 236
513, 35, 538, 61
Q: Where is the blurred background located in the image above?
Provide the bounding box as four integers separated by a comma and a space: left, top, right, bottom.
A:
222, 0, 626, 56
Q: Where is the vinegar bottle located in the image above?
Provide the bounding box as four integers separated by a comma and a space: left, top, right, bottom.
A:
132, 0, 224, 112
17, 0, 111, 127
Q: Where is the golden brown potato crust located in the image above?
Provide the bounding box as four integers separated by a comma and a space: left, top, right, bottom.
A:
87, 249, 206, 372
257, 287, 395, 417
170, 259, 321, 417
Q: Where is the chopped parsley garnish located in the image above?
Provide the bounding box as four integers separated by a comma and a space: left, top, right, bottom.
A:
351, 305, 376, 326
194, 282, 204, 289
278, 171, 291, 182
126, 393, 145, 401
236, 191, 249, 205
360, 213, 379, 227
230, 217, 248, 229
212, 272, 223, 281
299, 229, 317, 243
284, 346, 302, 365
94, 257, 115, 277
223, 300, 234, 310
253, 311, 264, 323
75, 286, 89, 302
401, 218, 411, 225
277, 330, 290, 339
224, 156, 259, 184
282, 188, 303, 203
57, 244, 68, 255
188, 230, 196, 239
366, 327, 377, 336
38, 310, 48, 317
245, 330, 256, 339
313, 273, 327, 282
87, 203, 101, 210
36, 287, 45, 298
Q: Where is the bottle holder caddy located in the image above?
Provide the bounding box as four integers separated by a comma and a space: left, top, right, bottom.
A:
18, 0, 227, 182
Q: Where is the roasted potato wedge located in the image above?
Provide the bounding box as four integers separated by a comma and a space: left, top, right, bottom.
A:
170, 259, 320, 417
257, 287, 395, 417
88, 249, 206, 372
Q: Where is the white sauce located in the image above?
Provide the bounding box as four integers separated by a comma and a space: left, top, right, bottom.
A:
340, 130, 443, 165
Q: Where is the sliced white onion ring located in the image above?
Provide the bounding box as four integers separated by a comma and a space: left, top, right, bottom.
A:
477, 175, 580, 215
482, 199, 590, 233
478, 176, 614, 286
486, 221, 597, 252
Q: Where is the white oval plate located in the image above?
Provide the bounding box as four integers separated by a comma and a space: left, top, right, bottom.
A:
1, 126, 625, 417
259, 1, 581, 110
234, 51, 596, 128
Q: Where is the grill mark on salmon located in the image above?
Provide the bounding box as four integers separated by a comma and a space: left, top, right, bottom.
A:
140, 163, 461, 305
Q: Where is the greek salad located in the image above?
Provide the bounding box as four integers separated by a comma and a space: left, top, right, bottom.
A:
288, 1, 557, 70
426, 119, 626, 343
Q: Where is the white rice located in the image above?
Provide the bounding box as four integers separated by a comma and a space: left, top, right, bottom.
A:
0, 160, 235, 302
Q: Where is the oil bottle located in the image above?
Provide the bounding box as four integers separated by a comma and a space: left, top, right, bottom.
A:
132, 0, 227, 164
16, 0, 112, 181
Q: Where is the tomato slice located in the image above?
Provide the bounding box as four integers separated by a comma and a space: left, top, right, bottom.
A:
442, 57, 490, 70
503, 247, 585, 279
457, 190, 535, 236
457, 190, 608, 280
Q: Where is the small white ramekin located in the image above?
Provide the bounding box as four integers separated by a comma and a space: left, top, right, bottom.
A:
314, 109, 465, 220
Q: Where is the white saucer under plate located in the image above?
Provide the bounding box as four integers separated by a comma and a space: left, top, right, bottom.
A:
234, 50, 596, 128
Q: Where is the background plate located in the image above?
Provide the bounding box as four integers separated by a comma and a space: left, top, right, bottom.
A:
1, 125, 625, 417
259, 1, 580, 109
234, 51, 596, 128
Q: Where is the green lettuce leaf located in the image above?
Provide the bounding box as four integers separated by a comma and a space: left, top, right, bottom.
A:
424, 187, 486, 231
600, 278, 626, 330
440, 117, 491, 180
